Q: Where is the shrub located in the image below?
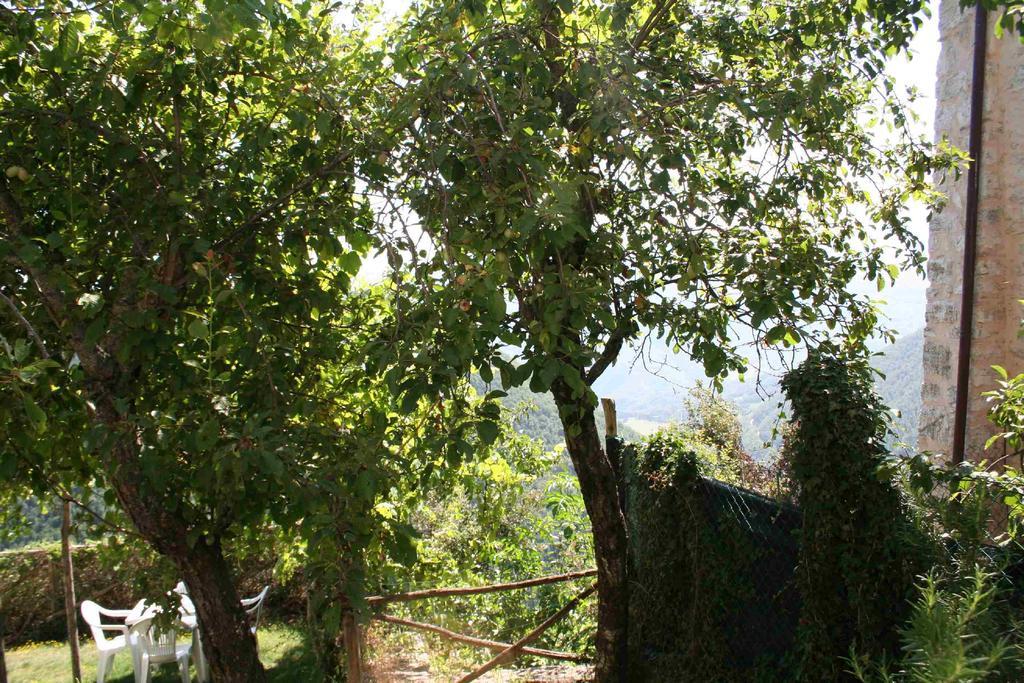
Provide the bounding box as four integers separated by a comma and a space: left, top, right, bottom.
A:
847, 450, 1024, 682
368, 429, 597, 672
850, 569, 1024, 682
783, 350, 932, 682
0, 537, 303, 647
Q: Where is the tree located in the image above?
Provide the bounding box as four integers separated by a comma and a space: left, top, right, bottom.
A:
362, 0, 955, 677
0, 2, 372, 679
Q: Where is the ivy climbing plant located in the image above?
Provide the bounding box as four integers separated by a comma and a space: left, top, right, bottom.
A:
783, 350, 929, 682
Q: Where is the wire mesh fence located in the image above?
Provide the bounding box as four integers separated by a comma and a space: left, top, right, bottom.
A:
624, 439, 803, 682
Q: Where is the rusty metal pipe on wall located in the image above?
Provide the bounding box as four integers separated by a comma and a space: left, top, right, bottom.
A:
951, 4, 988, 464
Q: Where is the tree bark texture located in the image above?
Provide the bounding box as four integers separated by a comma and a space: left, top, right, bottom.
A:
176, 540, 265, 683
552, 381, 629, 682
0, 609, 8, 683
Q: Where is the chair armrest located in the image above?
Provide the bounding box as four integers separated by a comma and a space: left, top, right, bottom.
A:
98, 607, 133, 618
98, 624, 129, 635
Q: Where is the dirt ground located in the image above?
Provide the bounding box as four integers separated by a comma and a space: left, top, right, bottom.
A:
366, 639, 592, 682
369, 663, 592, 682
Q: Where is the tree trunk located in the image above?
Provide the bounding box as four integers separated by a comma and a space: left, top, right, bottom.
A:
108, 483, 266, 683
176, 540, 266, 683
60, 501, 82, 683
92, 401, 267, 683
551, 381, 628, 682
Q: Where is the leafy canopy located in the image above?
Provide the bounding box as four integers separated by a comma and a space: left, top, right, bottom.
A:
0, 1, 483, 564
362, 0, 955, 412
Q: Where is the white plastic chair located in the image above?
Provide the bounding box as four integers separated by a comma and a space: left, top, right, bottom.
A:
171, 582, 209, 681
173, 581, 196, 616
129, 615, 192, 683
80, 600, 131, 683
241, 586, 269, 639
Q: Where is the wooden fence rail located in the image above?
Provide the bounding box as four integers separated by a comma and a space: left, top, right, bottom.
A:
354, 567, 599, 681
373, 614, 588, 663
366, 568, 597, 605
455, 582, 598, 683
348, 397, 617, 680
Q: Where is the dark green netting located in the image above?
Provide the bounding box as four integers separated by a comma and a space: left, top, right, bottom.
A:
624, 441, 801, 682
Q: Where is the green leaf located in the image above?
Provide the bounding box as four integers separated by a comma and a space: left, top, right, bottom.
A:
188, 319, 210, 340
476, 420, 500, 445
322, 604, 342, 635
354, 470, 376, 500
22, 395, 46, 432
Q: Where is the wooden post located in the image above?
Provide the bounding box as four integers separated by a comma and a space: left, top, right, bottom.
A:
60, 501, 81, 683
342, 610, 363, 682
602, 397, 627, 514
1, 605, 8, 683
601, 397, 617, 438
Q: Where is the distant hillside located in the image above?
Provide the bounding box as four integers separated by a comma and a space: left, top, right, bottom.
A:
471, 378, 641, 451
585, 329, 925, 460
726, 329, 924, 458
5, 335, 924, 550
874, 329, 924, 448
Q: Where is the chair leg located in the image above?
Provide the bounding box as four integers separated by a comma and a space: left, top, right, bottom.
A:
179, 655, 191, 683
96, 651, 112, 683
137, 653, 149, 683
131, 648, 142, 683
193, 634, 208, 682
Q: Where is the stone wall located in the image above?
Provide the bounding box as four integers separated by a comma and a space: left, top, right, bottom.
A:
920, 1, 1024, 462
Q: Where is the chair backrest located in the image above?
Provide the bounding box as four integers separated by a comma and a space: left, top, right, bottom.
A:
80, 600, 112, 646
179, 593, 196, 616
131, 616, 178, 659
241, 586, 269, 632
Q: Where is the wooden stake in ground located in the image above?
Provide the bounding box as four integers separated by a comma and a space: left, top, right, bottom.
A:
1, 606, 8, 683
601, 397, 617, 438
61, 501, 81, 683
455, 582, 598, 683
342, 610, 363, 682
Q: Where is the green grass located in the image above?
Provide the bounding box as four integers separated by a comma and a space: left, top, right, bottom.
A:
5, 622, 320, 683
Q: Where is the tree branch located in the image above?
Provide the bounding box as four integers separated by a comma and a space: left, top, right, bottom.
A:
631, 0, 681, 51
585, 322, 631, 385
0, 177, 110, 380
0, 288, 50, 359
210, 148, 354, 255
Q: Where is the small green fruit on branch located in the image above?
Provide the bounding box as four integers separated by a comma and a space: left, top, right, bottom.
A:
5, 166, 30, 181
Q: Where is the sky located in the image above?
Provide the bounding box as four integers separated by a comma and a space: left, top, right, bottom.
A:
869, 0, 941, 336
